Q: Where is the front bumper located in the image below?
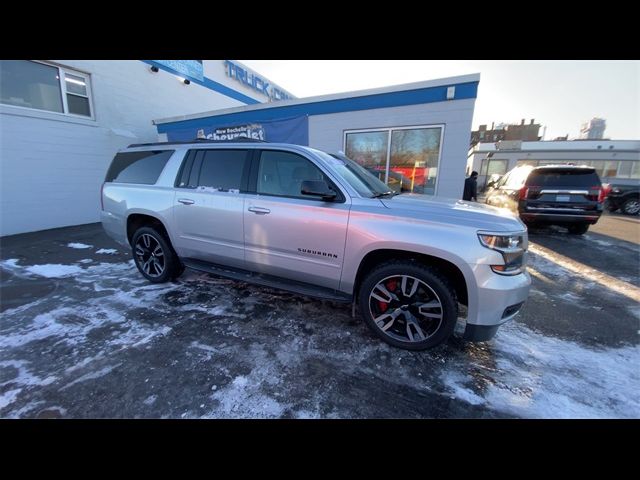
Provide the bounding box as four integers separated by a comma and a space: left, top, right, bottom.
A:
519, 212, 601, 224
463, 265, 531, 342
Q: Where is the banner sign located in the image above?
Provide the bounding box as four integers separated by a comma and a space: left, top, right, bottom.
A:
166, 115, 308, 145
153, 60, 204, 81
201, 124, 266, 141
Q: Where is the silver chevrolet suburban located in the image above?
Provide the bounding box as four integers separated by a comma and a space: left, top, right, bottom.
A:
101, 140, 531, 350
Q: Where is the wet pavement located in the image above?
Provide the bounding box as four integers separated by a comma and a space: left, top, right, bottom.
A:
1, 214, 638, 418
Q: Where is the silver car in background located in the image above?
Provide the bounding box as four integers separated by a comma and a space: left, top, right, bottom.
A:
101, 140, 531, 350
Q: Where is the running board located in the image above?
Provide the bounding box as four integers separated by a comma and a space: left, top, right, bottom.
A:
182, 258, 353, 303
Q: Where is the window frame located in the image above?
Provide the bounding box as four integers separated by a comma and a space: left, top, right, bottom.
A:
175, 148, 252, 192
343, 124, 445, 196
248, 149, 346, 204
105, 149, 175, 185
0, 60, 95, 120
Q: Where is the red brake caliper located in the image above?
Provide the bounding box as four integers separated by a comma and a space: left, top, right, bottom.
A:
378, 279, 397, 312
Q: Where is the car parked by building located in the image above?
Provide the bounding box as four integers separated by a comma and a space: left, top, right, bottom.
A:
485, 164, 604, 234
101, 140, 531, 350
602, 181, 640, 215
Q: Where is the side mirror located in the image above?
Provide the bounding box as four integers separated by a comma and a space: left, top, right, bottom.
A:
301, 180, 337, 201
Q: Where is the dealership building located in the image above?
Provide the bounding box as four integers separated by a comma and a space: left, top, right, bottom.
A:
1, 59, 479, 236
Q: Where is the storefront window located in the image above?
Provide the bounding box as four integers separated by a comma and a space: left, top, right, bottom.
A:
344, 125, 443, 195
389, 127, 441, 194
345, 131, 389, 183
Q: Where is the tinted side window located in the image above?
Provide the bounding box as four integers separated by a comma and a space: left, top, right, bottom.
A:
527, 169, 601, 188
106, 150, 173, 184
257, 151, 327, 200
198, 150, 248, 191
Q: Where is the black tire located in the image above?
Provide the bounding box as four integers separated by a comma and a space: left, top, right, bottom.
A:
131, 226, 183, 283
358, 261, 458, 351
567, 223, 589, 235
621, 198, 640, 216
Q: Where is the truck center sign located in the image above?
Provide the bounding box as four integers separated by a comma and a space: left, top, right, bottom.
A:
224, 60, 293, 102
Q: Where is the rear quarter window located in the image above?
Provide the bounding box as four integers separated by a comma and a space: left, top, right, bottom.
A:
527, 169, 601, 188
105, 150, 174, 184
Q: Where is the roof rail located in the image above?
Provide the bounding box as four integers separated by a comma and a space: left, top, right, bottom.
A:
127, 138, 268, 148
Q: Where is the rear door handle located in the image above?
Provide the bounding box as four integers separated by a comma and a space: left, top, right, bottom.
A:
248, 206, 270, 215
178, 198, 195, 205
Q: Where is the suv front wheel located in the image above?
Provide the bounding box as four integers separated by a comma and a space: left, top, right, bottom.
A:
132, 226, 184, 283
358, 261, 458, 350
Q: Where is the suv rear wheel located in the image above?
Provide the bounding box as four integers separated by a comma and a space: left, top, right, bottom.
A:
621, 198, 640, 215
358, 261, 458, 350
567, 223, 589, 235
132, 226, 184, 283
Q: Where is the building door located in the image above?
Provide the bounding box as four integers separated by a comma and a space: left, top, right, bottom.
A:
243, 150, 351, 290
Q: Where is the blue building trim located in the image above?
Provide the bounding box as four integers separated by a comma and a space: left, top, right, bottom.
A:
141, 60, 260, 105
157, 81, 479, 134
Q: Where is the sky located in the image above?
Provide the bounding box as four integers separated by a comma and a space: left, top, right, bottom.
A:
239, 60, 640, 141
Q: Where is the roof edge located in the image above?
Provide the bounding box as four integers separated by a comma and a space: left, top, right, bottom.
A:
153, 73, 481, 125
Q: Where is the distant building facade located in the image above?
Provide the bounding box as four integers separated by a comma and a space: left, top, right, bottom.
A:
467, 139, 640, 190
470, 118, 541, 147
580, 117, 606, 139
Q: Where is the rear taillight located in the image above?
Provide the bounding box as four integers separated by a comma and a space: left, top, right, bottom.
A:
519, 186, 540, 200
587, 186, 603, 202
100, 182, 105, 210
519, 186, 529, 200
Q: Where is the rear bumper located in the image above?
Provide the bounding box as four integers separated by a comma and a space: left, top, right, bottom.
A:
463, 266, 531, 342
519, 212, 601, 224
100, 211, 128, 247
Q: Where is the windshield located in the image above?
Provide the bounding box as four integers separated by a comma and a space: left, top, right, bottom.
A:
317, 151, 394, 198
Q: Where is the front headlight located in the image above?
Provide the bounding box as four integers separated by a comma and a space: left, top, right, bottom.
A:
478, 232, 527, 275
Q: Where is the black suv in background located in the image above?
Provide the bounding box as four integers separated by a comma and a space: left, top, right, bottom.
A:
485, 164, 604, 234
603, 181, 640, 215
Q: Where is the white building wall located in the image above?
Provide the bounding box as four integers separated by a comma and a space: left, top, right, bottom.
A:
0, 60, 268, 236
467, 141, 640, 189
308, 98, 476, 199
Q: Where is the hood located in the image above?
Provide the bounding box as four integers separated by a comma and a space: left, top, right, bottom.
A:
380, 194, 525, 232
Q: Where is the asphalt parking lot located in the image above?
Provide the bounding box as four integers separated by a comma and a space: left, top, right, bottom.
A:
1, 213, 638, 418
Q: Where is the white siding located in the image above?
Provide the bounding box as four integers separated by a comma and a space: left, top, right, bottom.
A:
308, 98, 476, 199
0, 60, 260, 236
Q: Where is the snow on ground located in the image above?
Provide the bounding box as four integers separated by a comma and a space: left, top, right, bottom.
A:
441, 322, 640, 418
67, 243, 92, 249
96, 249, 118, 255
1, 250, 639, 418
24, 264, 84, 278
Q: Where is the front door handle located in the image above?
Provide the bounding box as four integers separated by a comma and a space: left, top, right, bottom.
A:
248, 206, 271, 215
178, 198, 195, 205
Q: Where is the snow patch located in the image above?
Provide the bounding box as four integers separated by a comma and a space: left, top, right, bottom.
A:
0, 388, 22, 410
25, 264, 83, 278
441, 371, 486, 406
143, 395, 157, 406
67, 243, 92, 249
78, 259, 93, 264
0, 360, 57, 388
478, 323, 640, 418
59, 364, 121, 391
204, 345, 287, 419
1, 258, 21, 269
96, 248, 118, 255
